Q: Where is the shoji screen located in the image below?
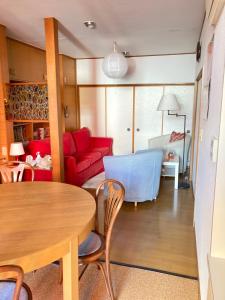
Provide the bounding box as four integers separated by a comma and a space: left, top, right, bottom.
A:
79, 87, 106, 136
163, 85, 194, 134
106, 87, 133, 154
134, 87, 163, 151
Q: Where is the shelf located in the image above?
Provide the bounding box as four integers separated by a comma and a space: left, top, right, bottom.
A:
12, 120, 49, 123
7, 81, 47, 86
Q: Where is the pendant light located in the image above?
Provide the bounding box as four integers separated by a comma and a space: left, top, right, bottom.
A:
102, 41, 128, 79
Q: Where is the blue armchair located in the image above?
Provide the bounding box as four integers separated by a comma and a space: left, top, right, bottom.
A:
103, 150, 163, 204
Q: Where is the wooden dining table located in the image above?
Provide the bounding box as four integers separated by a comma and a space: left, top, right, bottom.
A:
0, 181, 96, 300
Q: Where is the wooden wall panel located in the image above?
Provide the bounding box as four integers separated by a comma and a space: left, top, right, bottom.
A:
0, 25, 9, 159
64, 86, 77, 131
7, 38, 46, 82
59, 54, 77, 131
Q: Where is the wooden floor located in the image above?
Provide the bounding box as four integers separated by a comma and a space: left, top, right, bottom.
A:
93, 178, 198, 278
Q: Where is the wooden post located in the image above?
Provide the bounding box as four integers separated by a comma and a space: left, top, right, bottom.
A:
44, 18, 64, 182
0, 25, 10, 160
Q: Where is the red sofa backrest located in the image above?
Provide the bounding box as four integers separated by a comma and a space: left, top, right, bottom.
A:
26, 138, 51, 157
71, 127, 91, 154
63, 132, 76, 156
26, 132, 76, 158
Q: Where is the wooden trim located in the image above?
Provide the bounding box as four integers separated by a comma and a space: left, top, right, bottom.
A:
45, 17, 64, 182
198, 12, 206, 42
78, 83, 195, 88
190, 75, 203, 186
132, 87, 135, 153
196, 69, 203, 82
6, 81, 47, 86
74, 59, 79, 129
209, 0, 225, 25
59, 54, 65, 132
77, 52, 196, 60
0, 24, 10, 160
105, 87, 107, 137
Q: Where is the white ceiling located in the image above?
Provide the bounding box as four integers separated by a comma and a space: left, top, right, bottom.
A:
0, 0, 205, 58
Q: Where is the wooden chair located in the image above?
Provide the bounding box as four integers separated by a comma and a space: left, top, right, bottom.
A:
0, 161, 34, 183
0, 265, 32, 300
79, 179, 125, 300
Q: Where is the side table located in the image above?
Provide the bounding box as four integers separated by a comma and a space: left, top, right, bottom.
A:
162, 156, 179, 189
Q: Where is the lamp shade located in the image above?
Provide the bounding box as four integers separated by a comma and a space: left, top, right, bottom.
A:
10, 142, 25, 156
102, 42, 128, 79
157, 94, 180, 111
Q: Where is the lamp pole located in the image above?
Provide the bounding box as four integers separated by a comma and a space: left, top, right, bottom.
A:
168, 111, 190, 189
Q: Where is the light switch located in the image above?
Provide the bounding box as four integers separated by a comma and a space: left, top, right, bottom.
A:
210, 137, 218, 163
2, 146, 7, 156
199, 129, 203, 142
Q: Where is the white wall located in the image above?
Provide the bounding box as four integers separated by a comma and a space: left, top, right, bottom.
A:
194, 6, 225, 300
77, 54, 195, 85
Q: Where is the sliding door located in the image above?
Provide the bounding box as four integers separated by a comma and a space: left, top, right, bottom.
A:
79, 87, 106, 136
106, 87, 133, 154
134, 87, 163, 151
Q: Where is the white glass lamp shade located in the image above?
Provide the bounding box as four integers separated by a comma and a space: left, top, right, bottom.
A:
10, 142, 25, 156
102, 42, 128, 79
102, 52, 128, 79
157, 94, 180, 111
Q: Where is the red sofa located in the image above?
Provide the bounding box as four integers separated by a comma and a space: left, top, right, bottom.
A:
24, 127, 113, 186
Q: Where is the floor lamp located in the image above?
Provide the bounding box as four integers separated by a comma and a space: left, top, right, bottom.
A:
157, 94, 190, 189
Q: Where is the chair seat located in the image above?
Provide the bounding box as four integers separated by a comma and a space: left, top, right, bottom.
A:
0, 281, 29, 300
79, 232, 102, 257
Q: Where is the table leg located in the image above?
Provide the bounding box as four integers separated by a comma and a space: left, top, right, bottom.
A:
174, 164, 179, 189
63, 237, 79, 300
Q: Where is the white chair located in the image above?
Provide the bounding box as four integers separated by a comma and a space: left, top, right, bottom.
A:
148, 134, 191, 173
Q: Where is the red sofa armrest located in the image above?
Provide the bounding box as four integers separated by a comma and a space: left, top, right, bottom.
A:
90, 137, 113, 154
64, 155, 77, 184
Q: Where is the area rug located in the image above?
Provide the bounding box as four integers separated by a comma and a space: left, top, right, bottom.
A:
24, 263, 199, 300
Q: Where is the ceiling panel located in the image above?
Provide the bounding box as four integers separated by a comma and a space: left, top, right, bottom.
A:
0, 0, 205, 58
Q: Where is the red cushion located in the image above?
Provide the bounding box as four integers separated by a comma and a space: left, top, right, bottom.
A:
63, 132, 76, 156
169, 131, 185, 143
27, 139, 51, 158
72, 127, 91, 154
76, 158, 92, 173
78, 152, 102, 165
92, 147, 110, 156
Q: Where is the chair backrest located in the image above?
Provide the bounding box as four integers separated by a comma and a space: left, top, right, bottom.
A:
0, 265, 24, 300
0, 161, 34, 183
95, 179, 125, 251
103, 150, 163, 202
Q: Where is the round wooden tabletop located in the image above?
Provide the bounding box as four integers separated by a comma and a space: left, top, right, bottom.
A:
0, 181, 96, 272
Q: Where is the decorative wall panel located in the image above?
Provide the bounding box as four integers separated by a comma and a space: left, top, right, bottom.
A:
5, 84, 48, 120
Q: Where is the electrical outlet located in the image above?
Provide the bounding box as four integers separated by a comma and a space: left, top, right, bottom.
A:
199, 129, 203, 142
2, 146, 7, 156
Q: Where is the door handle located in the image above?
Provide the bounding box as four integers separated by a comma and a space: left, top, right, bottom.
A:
126, 128, 131, 131
136, 128, 140, 132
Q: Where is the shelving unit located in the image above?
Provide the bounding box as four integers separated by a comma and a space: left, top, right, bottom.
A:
5, 81, 49, 144
7, 120, 50, 143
